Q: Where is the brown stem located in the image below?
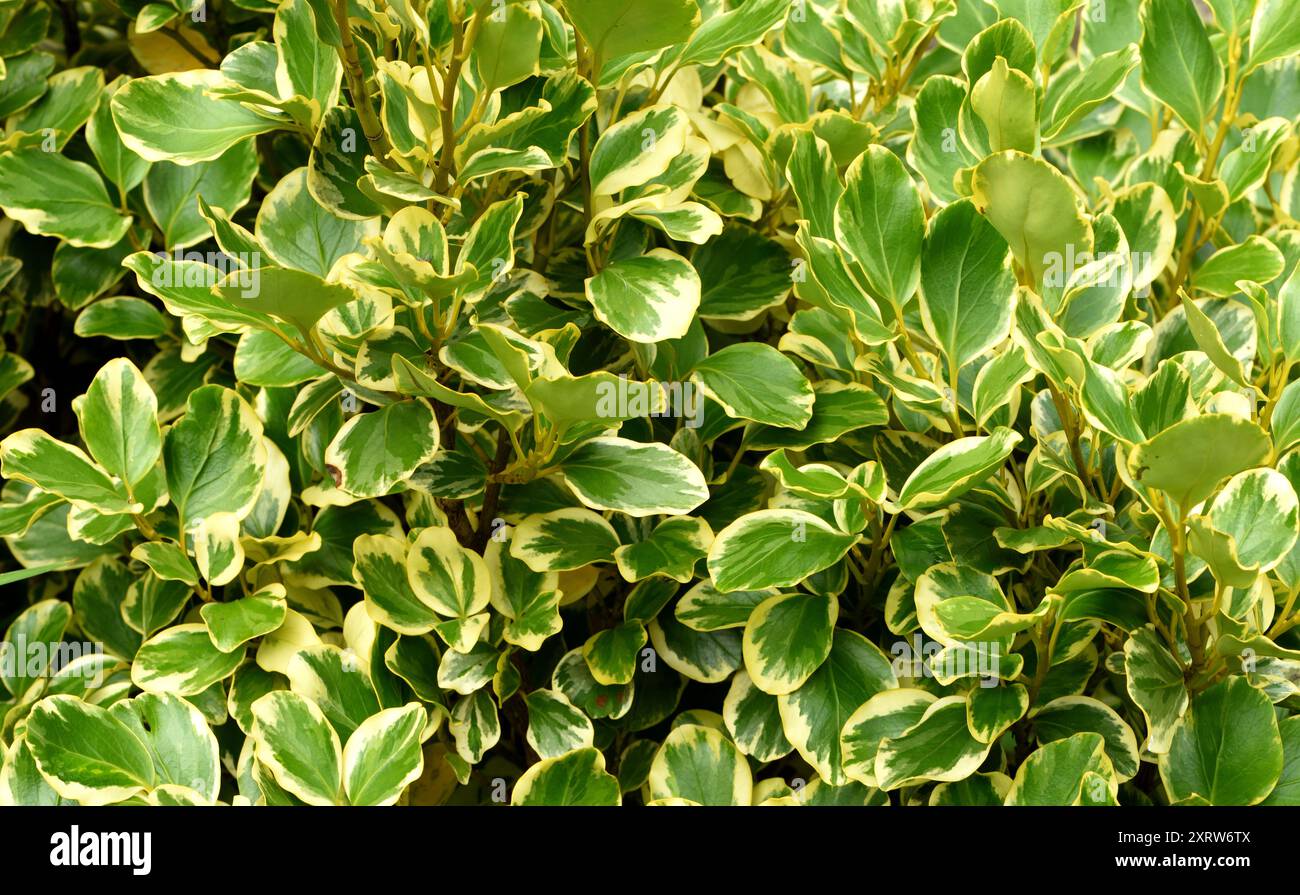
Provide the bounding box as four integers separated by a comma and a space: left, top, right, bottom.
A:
332, 0, 393, 163
156, 24, 219, 66
56, 0, 81, 59
433, 13, 481, 197
471, 428, 513, 552
1047, 381, 1098, 501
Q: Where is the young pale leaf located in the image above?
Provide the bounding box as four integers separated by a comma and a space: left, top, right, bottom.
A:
971, 151, 1092, 287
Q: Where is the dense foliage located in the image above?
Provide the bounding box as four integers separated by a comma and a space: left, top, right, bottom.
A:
0, 0, 1299, 807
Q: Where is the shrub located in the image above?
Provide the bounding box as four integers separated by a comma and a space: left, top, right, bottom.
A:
0, 0, 1298, 807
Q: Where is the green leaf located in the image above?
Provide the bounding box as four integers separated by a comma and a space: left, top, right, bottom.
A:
111, 70, 281, 164
525, 688, 595, 759
778, 629, 897, 786
675, 581, 774, 631
916, 562, 1048, 646
918, 198, 1017, 371
273, 0, 341, 114
582, 621, 646, 685
25, 695, 155, 805
692, 343, 814, 428
648, 723, 751, 805
842, 688, 937, 788
131, 624, 245, 696
1033, 695, 1141, 780
70, 358, 161, 495
449, 689, 501, 764
86, 75, 148, 192
486, 537, 563, 651
325, 400, 439, 499
193, 512, 245, 586
1, 599, 71, 699
200, 586, 287, 653
217, 266, 358, 342
1159, 677, 1282, 805
164, 384, 266, 529
0, 150, 131, 249
288, 645, 382, 738
1192, 235, 1285, 296
722, 670, 792, 762
673, 0, 789, 67
742, 592, 837, 696
559, 436, 708, 517
875, 695, 992, 791
250, 690, 342, 806
695, 222, 794, 321
708, 509, 858, 592
111, 693, 220, 801
967, 683, 1029, 744
342, 703, 427, 806
1042, 44, 1140, 142
588, 104, 689, 197
74, 297, 168, 341
648, 613, 742, 684
0, 429, 138, 515
1139, 0, 1224, 133
1006, 732, 1117, 805
674, 0, 789, 67
896, 427, 1022, 510
511, 507, 620, 572
122, 573, 192, 638
257, 167, 377, 277
614, 516, 712, 583
1123, 625, 1188, 753
145, 141, 258, 249
585, 249, 700, 343
512, 747, 621, 805
1188, 468, 1300, 587
1262, 716, 1300, 805
1246, 0, 1300, 72
834, 144, 925, 310
909, 75, 978, 204
408, 526, 491, 650
561, 0, 700, 74
456, 72, 596, 180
